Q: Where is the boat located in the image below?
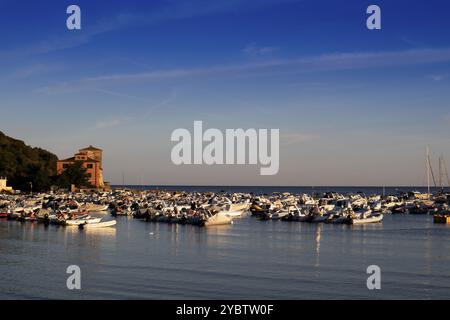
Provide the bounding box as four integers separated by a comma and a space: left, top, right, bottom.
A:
311, 215, 330, 223
348, 214, 383, 225
222, 209, 245, 218
332, 215, 351, 224
433, 207, 450, 224
79, 203, 109, 212
78, 220, 117, 229
65, 216, 102, 226
203, 212, 233, 227
433, 214, 450, 224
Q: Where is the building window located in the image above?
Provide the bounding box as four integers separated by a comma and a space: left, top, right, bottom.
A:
63, 164, 69, 169
87, 164, 93, 169
86, 173, 92, 178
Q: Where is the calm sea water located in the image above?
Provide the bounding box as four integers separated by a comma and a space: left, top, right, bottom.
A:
120, 185, 440, 195
1, 187, 449, 300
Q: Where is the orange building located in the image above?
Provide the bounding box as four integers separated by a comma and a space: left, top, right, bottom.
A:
57, 146, 105, 189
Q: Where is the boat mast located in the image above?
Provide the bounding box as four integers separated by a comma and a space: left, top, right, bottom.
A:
443, 157, 450, 189
427, 146, 430, 198
426, 146, 437, 199
439, 155, 443, 191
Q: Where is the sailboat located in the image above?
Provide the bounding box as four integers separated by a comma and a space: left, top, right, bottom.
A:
432, 150, 450, 223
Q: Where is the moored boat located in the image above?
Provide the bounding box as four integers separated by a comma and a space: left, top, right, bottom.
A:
78, 219, 117, 229
433, 215, 450, 224
203, 212, 233, 227
348, 214, 383, 225
65, 216, 102, 226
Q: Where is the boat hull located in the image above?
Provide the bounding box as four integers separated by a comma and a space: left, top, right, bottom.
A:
349, 214, 383, 225
78, 220, 117, 229
433, 215, 450, 224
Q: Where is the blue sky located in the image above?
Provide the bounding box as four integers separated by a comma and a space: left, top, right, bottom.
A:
1, 0, 450, 186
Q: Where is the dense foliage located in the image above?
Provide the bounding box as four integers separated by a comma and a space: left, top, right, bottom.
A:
55, 161, 93, 190
0, 131, 92, 191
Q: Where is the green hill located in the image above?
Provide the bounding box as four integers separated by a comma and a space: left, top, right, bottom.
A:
0, 131, 58, 191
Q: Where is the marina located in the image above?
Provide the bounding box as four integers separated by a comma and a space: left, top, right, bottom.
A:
1, 186, 450, 299
1, 0, 450, 304
1, 187, 450, 228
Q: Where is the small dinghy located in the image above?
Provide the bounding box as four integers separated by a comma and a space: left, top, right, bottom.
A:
433, 213, 450, 224
203, 212, 233, 227
270, 210, 289, 220
80, 204, 109, 212
332, 215, 351, 224
349, 214, 383, 225
78, 220, 117, 229
66, 216, 102, 226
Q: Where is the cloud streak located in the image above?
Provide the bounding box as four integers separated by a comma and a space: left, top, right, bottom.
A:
281, 133, 320, 146
0, 0, 300, 59
243, 43, 279, 56
94, 116, 131, 129
427, 73, 448, 81
84, 47, 450, 83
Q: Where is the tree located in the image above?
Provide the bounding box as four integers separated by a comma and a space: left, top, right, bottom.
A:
0, 131, 57, 192
55, 161, 93, 189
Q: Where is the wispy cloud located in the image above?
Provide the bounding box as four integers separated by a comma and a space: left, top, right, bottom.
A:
243, 43, 279, 56
33, 47, 450, 95
142, 89, 178, 118
91, 88, 144, 101
84, 48, 450, 83
34, 82, 76, 95
0, 0, 300, 59
281, 133, 320, 146
94, 116, 131, 129
11, 63, 65, 79
427, 73, 448, 81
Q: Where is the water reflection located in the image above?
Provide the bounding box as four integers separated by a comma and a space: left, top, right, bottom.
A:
315, 223, 322, 267
1, 215, 450, 299
65, 226, 117, 237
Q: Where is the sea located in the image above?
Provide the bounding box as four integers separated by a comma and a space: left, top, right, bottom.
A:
118, 185, 438, 195
0, 186, 449, 300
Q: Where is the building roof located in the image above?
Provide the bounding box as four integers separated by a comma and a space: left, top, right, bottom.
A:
57, 157, 99, 163
79, 145, 102, 151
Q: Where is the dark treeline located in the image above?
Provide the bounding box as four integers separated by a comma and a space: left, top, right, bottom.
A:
0, 131, 91, 192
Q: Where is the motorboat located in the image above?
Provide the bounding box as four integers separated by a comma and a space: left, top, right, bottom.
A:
78, 219, 117, 229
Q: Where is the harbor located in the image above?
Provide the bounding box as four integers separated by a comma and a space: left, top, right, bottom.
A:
1, 187, 450, 227
1, 186, 449, 299
1, 140, 450, 299
2, 0, 450, 304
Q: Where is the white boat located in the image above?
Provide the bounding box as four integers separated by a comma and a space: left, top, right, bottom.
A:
270, 210, 289, 220
66, 217, 102, 226
204, 212, 233, 226
350, 214, 383, 225
220, 209, 245, 218
78, 220, 117, 229
370, 201, 382, 212
80, 203, 109, 212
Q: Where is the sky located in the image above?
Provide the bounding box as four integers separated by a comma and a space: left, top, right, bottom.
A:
1, 0, 450, 186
